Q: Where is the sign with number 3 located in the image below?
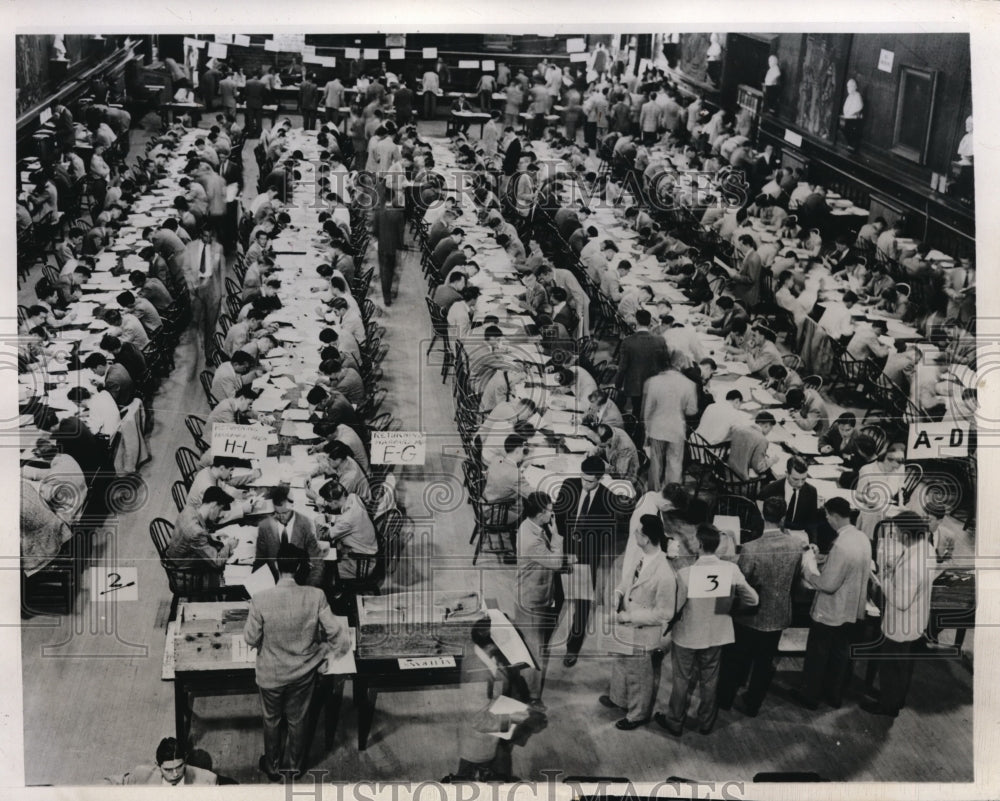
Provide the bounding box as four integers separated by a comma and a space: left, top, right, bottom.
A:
688, 563, 733, 598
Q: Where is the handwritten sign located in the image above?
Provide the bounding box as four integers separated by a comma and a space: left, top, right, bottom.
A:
878, 49, 895, 73
784, 128, 803, 148
481, 59, 496, 72
183, 37, 207, 50
215, 33, 233, 45
907, 421, 970, 459
566, 37, 586, 53
274, 34, 305, 53
370, 431, 426, 465
233, 34, 251, 48
569, 52, 590, 63
89, 567, 138, 601
422, 47, 438, 59
263, 39, 280, 52
459, 59, 480, 69
212, 423, 272, 459
364, 48, 381, 60
390, 48, 405, 61
687, 563, 733, 599
207, 43, 228, 60
398, 656, 456, 670
344, 47, 361, 59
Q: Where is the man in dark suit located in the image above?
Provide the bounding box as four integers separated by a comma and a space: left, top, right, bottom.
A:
759, 456, 819, 536
554, 456, 624, 667
371, 199, 406, 306
253, 486, 325, 586
614, 309, 670, 415
243, 70, 268, 138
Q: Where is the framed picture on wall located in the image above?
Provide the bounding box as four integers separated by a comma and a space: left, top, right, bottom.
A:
891, 66, 938, 163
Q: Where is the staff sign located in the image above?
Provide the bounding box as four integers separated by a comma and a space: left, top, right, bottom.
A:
907, 421, 970, 459
370, 431, 426, 465
688, 563, 733, 599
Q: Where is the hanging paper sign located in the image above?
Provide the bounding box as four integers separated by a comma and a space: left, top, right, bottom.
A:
390, 48, 405, 61
570, 52, 589, 63
423, 47, 438, 59
566, 38, 586, 53
481, 59, 496, 71
184, 37, 207, 50
364, 48, 381, 60
208, 43, 228, 60
263, 39, 280, 53
215, 34, 233, 45
344, 47, 361, 59
233, 35, 251, 47
318, 56, 337, 68
459, 60, 480, 69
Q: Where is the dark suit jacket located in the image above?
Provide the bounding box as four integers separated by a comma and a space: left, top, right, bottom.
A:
554, 479, 623, 580
760, 478, 819, 532
254, 513, 324, 586
243, 78, 268, 109
615, 330, 669, 396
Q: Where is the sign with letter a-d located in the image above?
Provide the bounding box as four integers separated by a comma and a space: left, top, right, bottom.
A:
907, 422, 970, 459
371, 431, 426, 465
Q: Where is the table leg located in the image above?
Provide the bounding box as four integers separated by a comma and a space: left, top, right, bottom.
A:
174, 677, 188, 744
355, 677, 377, 751
324, 677, 345, 749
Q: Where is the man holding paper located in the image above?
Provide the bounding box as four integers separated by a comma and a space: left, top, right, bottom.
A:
245, 543, 351, 780
254, 486, 324, 587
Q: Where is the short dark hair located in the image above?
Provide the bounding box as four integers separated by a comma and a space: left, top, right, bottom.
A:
724, 390, 743, 402
762, 497, 787, 524
523, 491, 552, 519
755, 411, 776, 426
836, 412, 857, 427
695, 523, 722, 554
639, 513, 668, 550
824, 496, 852, 518
275, 542, 306, 575
231, 350, 254, 368
634, 309, 652, 326
83, 353, 107, 370
100, 334, 121, 352
155, 737, 187, 766
787, 457, 809, 475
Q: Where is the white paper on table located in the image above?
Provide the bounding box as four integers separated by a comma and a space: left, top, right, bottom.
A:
486, 609, 536, 669
263, 345, 288, 358
322, 625, 357, 674
562, 436, 595, 453
812, 455, 844, 465
280, 420, 321, 440
560, 563, 594, 601
281, 408, 313, 422
768, 445, 787, 477
811, 479, 855, 504
714, 515, 742, 540
252, 392, 291, 413
268, 375, 298, 391
721, 361, 751, 376
488, 696, 531, 739
231, 635, 257, 663
751, 387, 779, 406
808, 464, 845, 481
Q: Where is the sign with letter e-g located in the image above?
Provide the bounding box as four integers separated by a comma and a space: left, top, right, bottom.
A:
907, 421, 970, 459
688, 562, 733, 598
371, 431, 426, 465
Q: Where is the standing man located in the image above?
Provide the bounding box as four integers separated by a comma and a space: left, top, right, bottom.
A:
219, 69, 239, 117
371, 197, 405, 307
796, 497, 871, 710
253, 486, 324, 586
553, 456, 623, 667
759, 457, 820, 539
393, 80, 414, 127
298, 72, 319, 131
245, 543, 351, 781
642, 360, 697, 491
422, 65, 440, 120
322, 74, 345, 127
614, 309, 669, 415
183, 227, 224, 365
655, 524, 758, 736
243, 70, 267, 138
718, 497, 804, 716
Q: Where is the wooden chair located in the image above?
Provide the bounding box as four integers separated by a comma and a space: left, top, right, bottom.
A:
184, 415, 209, 452
685, 431, 730, 498
901, 462, 924, 504
335, 509, 406, 596
171, 480, 189, 513
709, 450, 768, 500
175, 446, 201, 488
802, 374, 824, 392
714, 494, 765, 545
462, 460, 517, 564
857, 424, 887, 459
199, 370, 217, 407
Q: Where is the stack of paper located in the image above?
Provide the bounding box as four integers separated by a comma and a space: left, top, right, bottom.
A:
280, 420, 321, 440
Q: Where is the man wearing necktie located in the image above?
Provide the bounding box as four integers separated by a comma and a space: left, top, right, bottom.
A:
600, 514, 677, 730
759, 456, 820, 543
554, 456, 625, 667
183, 227, 225, 365
253, 486, 325, 586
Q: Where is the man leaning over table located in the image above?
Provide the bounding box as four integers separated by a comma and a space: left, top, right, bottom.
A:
727, 412, 780, 481
316, 480, 377, 580
165, 486, 238, 589
245, 543, 351, 780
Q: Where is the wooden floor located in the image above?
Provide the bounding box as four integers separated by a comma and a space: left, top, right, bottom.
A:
19, 119, 974, 785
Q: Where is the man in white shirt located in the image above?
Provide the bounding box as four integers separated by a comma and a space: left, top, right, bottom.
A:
447, 287, 479, 342
330, 297, 366, 351
66, 386, 121, 437
695, 391, 751, 445
818, 291, 859, 343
